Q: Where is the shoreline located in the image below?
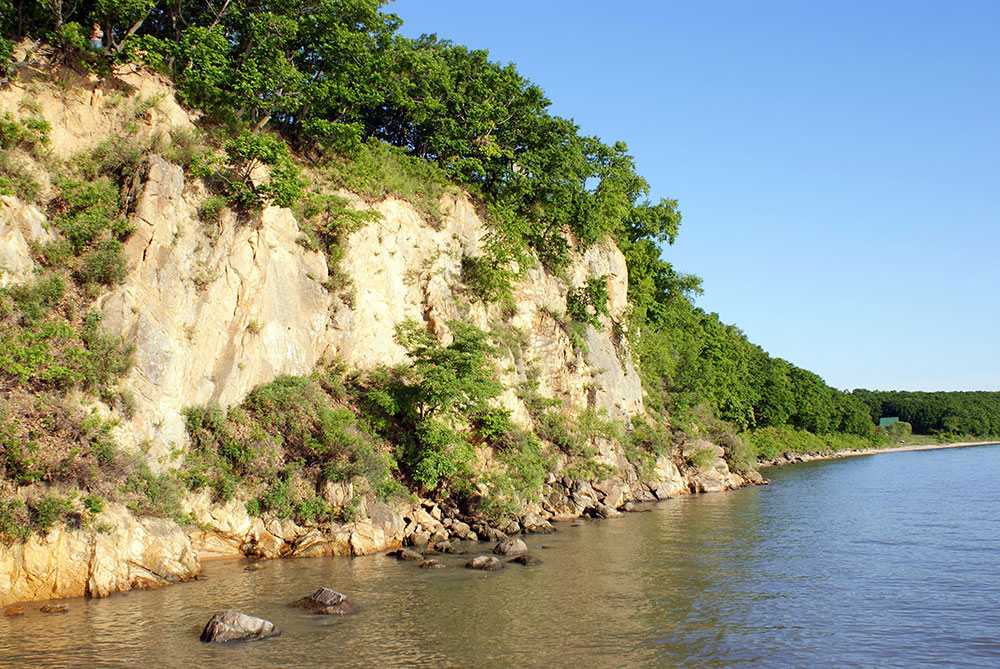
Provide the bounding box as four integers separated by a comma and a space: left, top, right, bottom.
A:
759, 439, 1000, 468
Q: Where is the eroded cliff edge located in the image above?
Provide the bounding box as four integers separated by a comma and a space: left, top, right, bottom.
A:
0, 62, 747, 607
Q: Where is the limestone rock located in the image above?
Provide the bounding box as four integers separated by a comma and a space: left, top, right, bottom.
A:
0, 503, 199, 608
40, 604, 68, 613
200, 610, 280, 643
4, 604, 24, 616
288, 587, 359, 615
0, 196, 52, 288
419, 560, 445, 569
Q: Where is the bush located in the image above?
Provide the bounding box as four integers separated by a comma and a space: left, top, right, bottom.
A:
198, 195, 227, 224
224, 132, 304, 210
324, 141, 456, 224
0, 500, 29, 542
566, 275, 610, 327
82, 493, 105, 515
30, 495, 71, 532
122, 463, 188, 524
51, 177, 129, 253
76, 239, 128, 286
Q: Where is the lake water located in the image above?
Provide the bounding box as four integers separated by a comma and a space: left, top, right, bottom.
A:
3, 444, 999, 667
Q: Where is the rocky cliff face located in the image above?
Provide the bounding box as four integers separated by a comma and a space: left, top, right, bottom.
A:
0, 504, 197, 606
94, 155, 645, 465
0, 64, 745, 607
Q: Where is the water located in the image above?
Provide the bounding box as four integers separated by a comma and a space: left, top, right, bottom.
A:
3, 444, 999, 667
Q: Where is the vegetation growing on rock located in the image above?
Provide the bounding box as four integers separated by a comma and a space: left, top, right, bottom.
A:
2, 2, 994, 559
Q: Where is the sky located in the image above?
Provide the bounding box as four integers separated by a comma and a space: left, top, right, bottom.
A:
387, 0, 999, 392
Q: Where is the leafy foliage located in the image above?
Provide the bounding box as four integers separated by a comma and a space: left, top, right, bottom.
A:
182, 371, 400, 521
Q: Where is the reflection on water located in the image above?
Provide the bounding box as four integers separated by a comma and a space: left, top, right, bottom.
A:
3, 444, 1000, 667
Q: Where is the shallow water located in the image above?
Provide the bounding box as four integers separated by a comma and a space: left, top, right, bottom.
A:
3, 444, 1000, 667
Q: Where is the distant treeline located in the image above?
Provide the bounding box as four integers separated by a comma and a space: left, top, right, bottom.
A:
852, 390, 1000, 437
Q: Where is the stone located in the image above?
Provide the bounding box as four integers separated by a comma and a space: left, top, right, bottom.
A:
474, 525, 507, 542
40, 604, 68, 614
496, 517, 521, 535
388, 548, 423, 561
602, 484, 625, 510
244, 562, 265, 571
593, 503, 623, 519
4, 604, 24, 617
448, 520, 477, 541
521, 513, 555, 534
288, 587, 359, 615
407, 531, 430, 548
465, 556, 505, 572
508, 554, 544, 566
493, 537, 528, 555
419, 560, 445, 569
652, 484, 674, 501
200, 610, 280, 643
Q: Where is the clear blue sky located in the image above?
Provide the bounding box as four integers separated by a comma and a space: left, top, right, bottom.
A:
388, 0, 999, 392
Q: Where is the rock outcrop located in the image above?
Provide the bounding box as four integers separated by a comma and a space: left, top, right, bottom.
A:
0, 504, 198, 608
0, 65, 748, 607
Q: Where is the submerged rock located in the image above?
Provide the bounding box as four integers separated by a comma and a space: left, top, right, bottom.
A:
419, 559, 445, 569
288, 587, 359, 615
200, 610, 280, 643
508, 554, 544, 566
466, 556, 505, 571
492, 537, 527, 555
386, 548, 424, 561
3, 605, 24, 617
40, 605, 68, 614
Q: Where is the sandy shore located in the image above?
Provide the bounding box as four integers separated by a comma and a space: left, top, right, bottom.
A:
760, 440, 1000, 467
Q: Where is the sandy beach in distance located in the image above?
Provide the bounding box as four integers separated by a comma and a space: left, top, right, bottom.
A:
761, 440, 1000, 467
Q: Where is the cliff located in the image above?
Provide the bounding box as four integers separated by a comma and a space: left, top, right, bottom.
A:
0, 60, 746, 607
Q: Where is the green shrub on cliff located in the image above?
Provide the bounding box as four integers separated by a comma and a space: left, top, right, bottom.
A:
182, 371, 401, 516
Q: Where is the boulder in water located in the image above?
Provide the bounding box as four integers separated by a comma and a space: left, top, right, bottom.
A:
466, 555, 505, 571
288, 587, 359, 615
40, 604, 68, 614
419, 559, 445, 569
4, 604, 25, 617
199, 610, 279, 643
492, 537, 527, 555
508, 554, 544, 566
386, 548, 424, 561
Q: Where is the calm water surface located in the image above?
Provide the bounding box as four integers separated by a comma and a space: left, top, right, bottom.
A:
3, 444, 999, 667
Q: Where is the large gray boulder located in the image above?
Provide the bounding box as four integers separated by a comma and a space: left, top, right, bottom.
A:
288, 587, 359, 615
200, 610, 280, 643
